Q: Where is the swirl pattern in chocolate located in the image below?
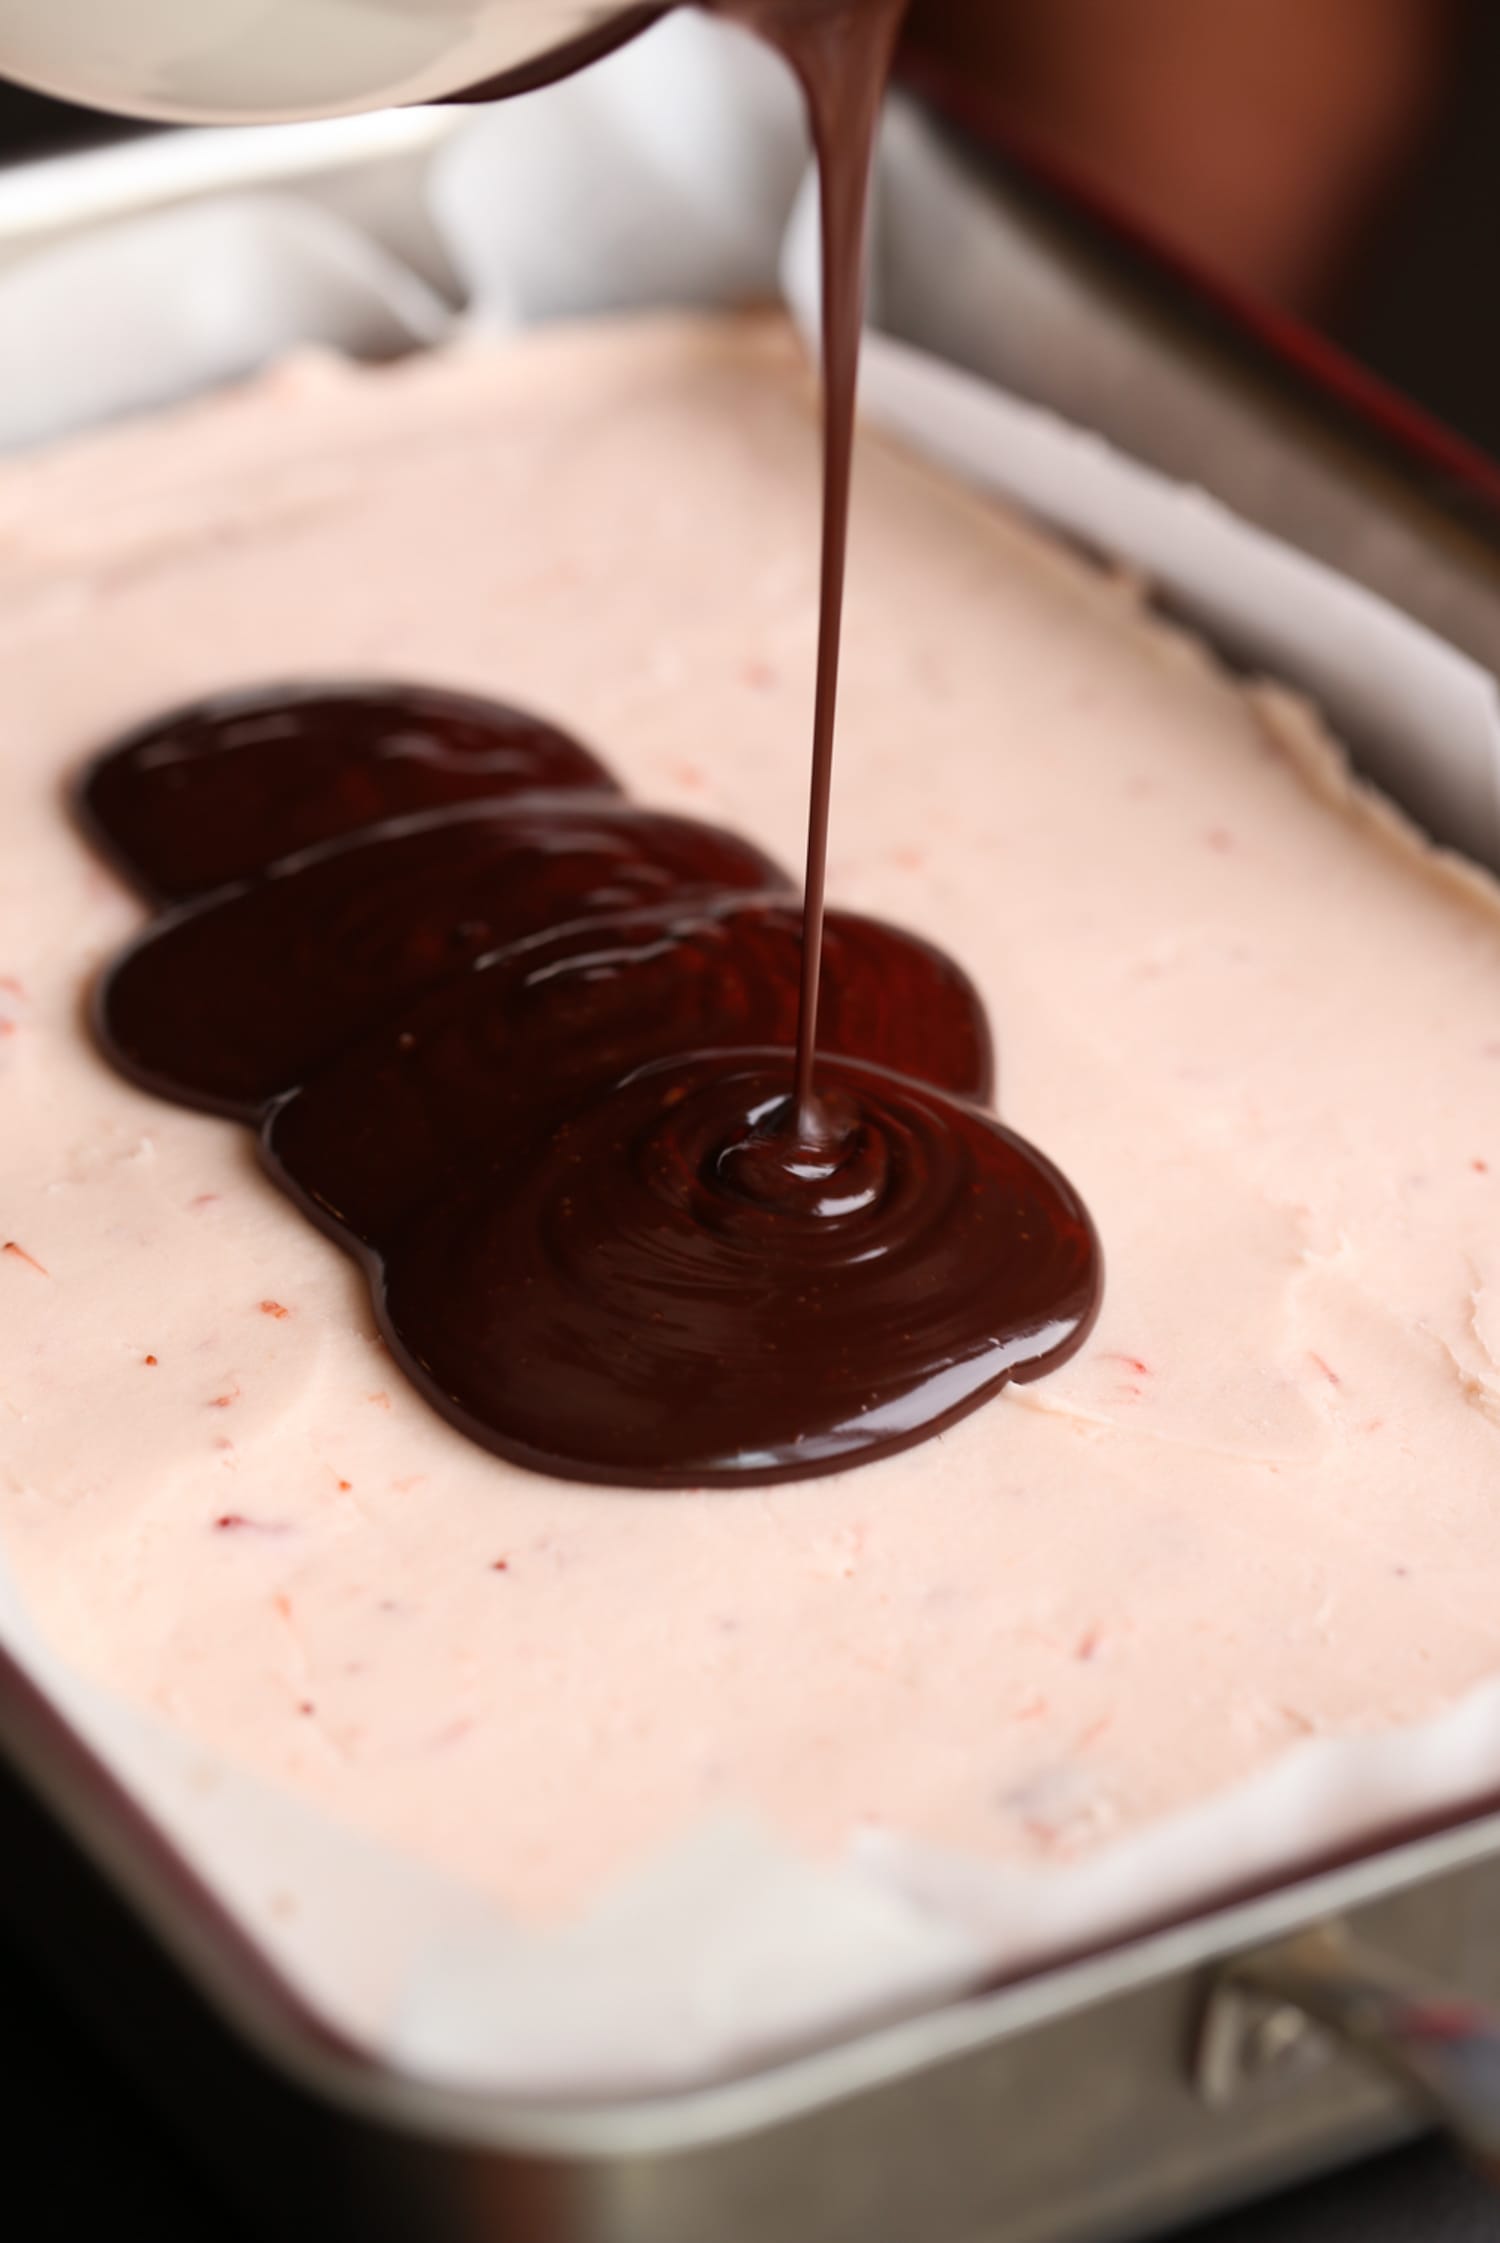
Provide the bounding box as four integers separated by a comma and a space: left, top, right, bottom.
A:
79, 682, 1101, 1488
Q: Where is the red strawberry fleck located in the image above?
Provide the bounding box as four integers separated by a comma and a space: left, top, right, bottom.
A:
1309, 1352, 1342, 1387
490, 1559, 510, 1573
210, 1383, 241, 1409
259, 1299, 290, 1319
143, 1353, 158, 1367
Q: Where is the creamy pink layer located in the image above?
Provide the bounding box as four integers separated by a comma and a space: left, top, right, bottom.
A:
3, 315, 1500, 1919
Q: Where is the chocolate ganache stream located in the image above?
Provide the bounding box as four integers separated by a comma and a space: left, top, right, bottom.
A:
76, 0, 1101, 1487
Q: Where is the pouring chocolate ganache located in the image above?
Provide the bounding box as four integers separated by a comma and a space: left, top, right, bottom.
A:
77, 0, 1102, 1487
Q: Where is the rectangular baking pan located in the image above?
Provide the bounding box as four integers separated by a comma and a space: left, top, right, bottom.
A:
5, 55, 1500, 2243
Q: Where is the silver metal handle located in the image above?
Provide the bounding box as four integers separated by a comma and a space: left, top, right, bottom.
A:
1219, 1924, 1500, 2182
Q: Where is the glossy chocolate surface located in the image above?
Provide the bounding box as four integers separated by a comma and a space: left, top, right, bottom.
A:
84, 685, 1099, 1486
77, 0, 1101, 1489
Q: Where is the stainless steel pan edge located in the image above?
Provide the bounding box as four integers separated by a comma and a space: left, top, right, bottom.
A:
6, 1637, 1500, 2243
3, 103, 1500, 2243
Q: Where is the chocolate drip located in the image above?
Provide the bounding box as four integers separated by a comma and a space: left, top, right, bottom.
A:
82, 682, 1098, 1486
721, 0, 910, 1145
381, 1052, 1097, 1487
264, 891, 993, 1247
74, 0, 1103, 1489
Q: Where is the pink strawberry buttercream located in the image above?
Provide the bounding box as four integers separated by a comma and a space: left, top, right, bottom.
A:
3, 315, 1500, 1919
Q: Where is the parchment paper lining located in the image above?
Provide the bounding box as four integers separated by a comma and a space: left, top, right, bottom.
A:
2, 11, 1499, 2097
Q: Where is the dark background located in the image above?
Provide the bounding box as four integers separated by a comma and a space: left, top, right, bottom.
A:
6, 5, 1500, 2234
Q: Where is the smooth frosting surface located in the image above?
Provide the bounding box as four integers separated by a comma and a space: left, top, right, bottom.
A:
4, 315, 1500, 1920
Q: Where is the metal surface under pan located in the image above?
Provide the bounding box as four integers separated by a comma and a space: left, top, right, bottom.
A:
5, 78, 1500, 2243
